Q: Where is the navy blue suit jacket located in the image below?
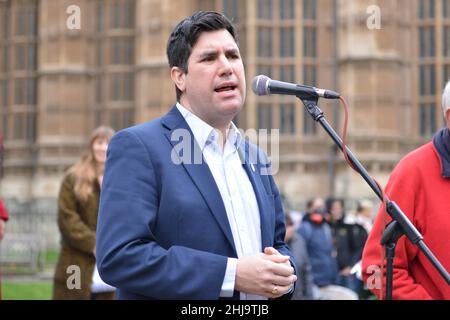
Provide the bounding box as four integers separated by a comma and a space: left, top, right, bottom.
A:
96, 106, 296, 299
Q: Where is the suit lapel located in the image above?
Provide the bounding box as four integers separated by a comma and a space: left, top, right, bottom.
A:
162, 107, 237, 255
238, 144, 273, 250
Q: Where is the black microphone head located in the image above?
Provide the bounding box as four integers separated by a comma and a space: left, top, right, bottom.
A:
251, 75, 270, 96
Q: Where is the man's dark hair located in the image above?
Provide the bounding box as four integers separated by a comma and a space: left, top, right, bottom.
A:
166, 11, 239, 101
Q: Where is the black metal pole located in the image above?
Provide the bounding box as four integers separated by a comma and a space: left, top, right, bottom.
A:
385, 243, 396, 300
380, 220, 403, 299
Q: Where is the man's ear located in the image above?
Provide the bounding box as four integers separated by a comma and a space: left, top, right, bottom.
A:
171, 66, 186, 94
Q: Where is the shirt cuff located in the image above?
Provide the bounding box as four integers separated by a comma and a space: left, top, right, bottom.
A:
286, 284, 295, 294
285, 259, 296, 295
220, 257, 238, 297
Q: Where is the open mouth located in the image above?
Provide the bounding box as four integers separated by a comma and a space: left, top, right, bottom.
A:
214, 85, 237, 93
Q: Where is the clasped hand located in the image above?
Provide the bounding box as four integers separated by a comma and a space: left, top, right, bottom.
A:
235, 247, 297, 298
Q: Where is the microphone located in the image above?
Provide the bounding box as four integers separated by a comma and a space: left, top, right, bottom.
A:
251, 75, 341, 100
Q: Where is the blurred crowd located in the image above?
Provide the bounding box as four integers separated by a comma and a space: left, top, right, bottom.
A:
285, 196, 376, 300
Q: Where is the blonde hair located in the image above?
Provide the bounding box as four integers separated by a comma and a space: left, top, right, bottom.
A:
68, 126, 115, 202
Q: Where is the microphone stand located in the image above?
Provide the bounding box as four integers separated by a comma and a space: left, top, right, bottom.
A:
300, 97, 450, 300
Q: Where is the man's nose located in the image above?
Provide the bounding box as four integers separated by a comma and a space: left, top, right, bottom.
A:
218, 55, 233, 76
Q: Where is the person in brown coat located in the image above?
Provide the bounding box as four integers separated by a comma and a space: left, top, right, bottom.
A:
53, 126, 116, 300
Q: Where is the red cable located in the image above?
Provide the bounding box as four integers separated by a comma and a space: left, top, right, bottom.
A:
338, 96, 389, 300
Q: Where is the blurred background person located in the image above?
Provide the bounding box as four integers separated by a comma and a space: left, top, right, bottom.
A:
354, 199, 375, 235
298, 197, 336, 291
285, 212, 315, 300
0, 135, 7, 241
298, 196, 358, 300
350, 198, 375, 299
298, 197, 336, 288
0, 198, 8, 241
53, 126, 116, 300
0, 136, 8, 300
327, 197, 368, 296
0, 198, 7, 300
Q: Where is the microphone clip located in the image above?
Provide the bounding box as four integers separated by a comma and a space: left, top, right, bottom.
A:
300, 98, 323, 122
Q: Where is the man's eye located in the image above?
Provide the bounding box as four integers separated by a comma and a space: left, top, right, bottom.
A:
202, 56, 214, 62
228, 53, 240, 59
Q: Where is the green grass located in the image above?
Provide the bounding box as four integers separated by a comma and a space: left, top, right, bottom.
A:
1, 281, 53, 300
42, 249, 59, 274
0, 249, 59, 274
43, 250, 59, 265
0, 249, 57, 299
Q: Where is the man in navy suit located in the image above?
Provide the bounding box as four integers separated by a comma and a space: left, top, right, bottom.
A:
96, 11, 297, 300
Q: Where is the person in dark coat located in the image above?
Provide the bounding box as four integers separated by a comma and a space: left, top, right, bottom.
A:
298, 197, 338, 288
327, 197, 368, 295
285, 213, 315, 300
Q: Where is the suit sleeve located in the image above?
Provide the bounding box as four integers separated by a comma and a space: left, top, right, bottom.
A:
96, 130, 228, 299
57, 174, 96, 254
361, 160, 433, 300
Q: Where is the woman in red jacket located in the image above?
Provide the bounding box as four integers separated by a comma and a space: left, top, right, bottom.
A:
362, 81, 450, 300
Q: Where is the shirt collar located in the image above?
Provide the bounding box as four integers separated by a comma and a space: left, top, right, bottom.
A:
176, 102, 242, 152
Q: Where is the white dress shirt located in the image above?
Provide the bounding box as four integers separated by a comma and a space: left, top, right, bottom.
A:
176, 103, 266, 300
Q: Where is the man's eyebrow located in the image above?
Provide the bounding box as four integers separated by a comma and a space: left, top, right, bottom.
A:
197, 48, 240, 59
198, 50, 218, 59
225, 48, 240, 55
